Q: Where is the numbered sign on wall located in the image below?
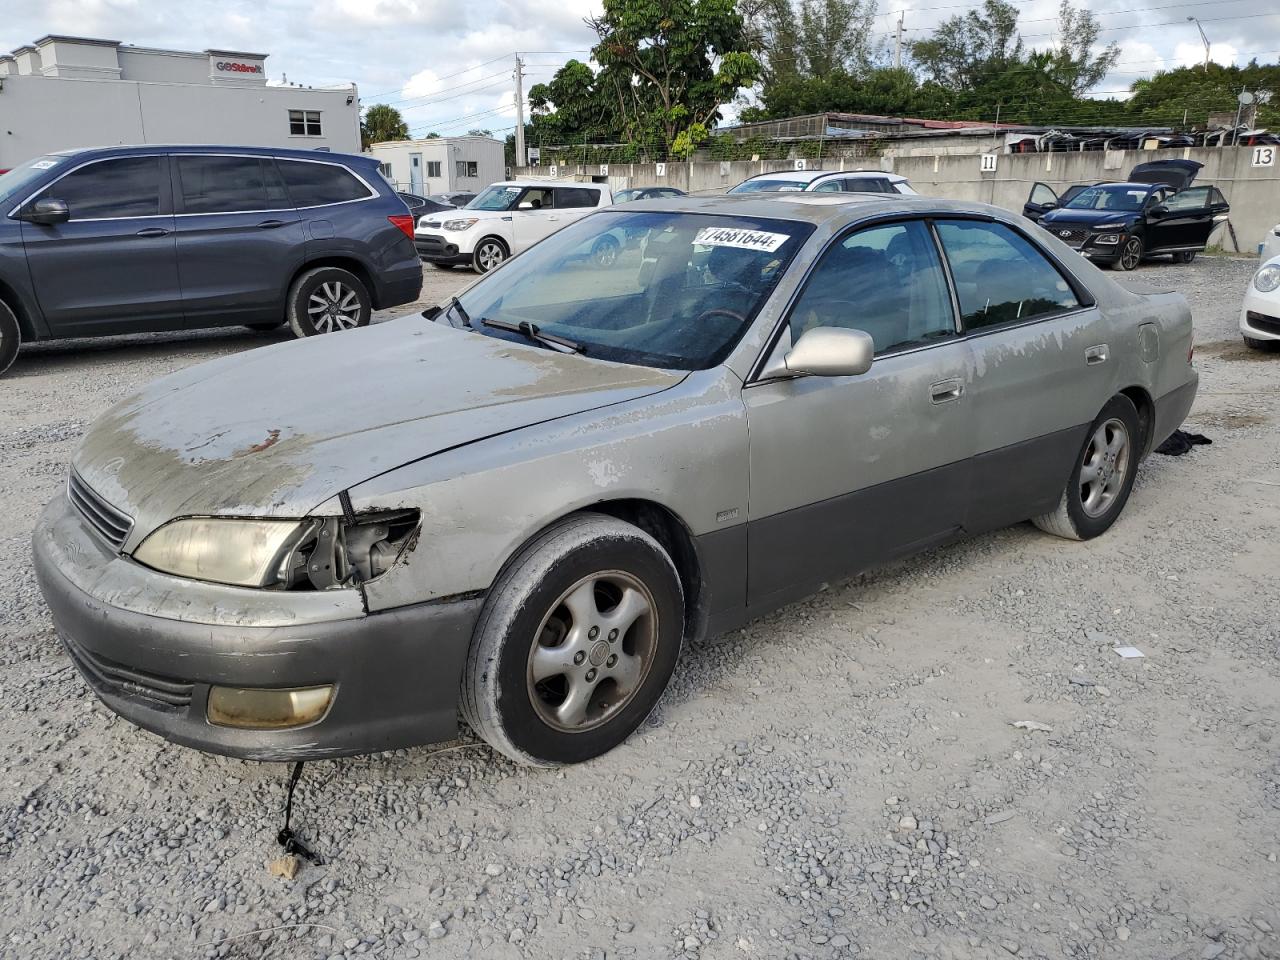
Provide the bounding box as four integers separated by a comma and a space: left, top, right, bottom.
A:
980, 153, 998, 173
549, 164, 558, 178
599, 164, 609, 176
1252, 145, 1276, 168
794, 159, 807, 171
656, 163, 667, 177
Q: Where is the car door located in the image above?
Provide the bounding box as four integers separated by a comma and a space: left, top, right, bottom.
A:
1024, 182, 1061, 222
172, 154, 306, 325
17, 154, 183, 336
742, 219, 976, 610
510, 187, 557, 250
932, 218, 1109, 534
1150, 186, 1223, 251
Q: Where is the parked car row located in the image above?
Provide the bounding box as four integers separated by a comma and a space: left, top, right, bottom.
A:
0, 145, 423, 376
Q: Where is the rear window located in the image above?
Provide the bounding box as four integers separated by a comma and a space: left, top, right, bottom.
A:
276, 160, 372, 207
554, 187, 600, 209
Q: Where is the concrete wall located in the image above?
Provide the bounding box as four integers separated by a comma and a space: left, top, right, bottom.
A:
516, 146, 1280, 252
367, 136, 506, 195
0, 74, 361, 169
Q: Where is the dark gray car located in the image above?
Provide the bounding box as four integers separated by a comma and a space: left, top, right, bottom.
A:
0, 145, 423, 375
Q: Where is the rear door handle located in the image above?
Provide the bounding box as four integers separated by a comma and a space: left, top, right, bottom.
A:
1085, 344, 1109, 365
930, 378, 965, 404
135, 227, 170, 237
256, 219, 291, 229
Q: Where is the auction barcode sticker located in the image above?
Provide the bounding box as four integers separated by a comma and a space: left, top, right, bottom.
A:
694, 226, 790, 252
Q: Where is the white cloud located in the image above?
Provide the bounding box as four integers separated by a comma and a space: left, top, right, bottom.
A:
1172, 41, 1239, 69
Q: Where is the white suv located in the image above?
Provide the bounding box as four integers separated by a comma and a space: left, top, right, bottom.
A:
415, 180, 612, 273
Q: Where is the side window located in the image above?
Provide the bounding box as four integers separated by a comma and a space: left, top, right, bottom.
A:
455, 160, 479, 178
176, 156, 290, 214
39, 156, 165, 220
1029, 182, 1058, 206
518, 188, 553, 210
288, 110, 322, 137
935, 220, 1080, 330
276, 160, 371, 207
426, 161, 442, 178
846, 178, 893, 193
811, 179, 844, 193
553, 187, 599, 208
789, 220, 956, 355
1164, 187, 1210, 212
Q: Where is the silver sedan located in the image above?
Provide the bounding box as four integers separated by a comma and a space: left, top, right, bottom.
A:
33, 194, 1198, 766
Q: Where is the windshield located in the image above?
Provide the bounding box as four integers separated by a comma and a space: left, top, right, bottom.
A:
453, 211, 814, 370
0, 155, 64, 205
1063, 185, 1151, 212
613, 189, 643, 203
727, 179, 808, 194
466, 185, 522, 211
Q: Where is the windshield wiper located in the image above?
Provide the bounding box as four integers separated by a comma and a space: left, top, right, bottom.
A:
480, 318, 584, 354
446, 297, 472, 328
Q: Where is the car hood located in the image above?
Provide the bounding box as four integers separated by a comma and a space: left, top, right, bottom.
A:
1040, 208, 1138, 228
417, 208, 506, 227
72, 318, 684, 542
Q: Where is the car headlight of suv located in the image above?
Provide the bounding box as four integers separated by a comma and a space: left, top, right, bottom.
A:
1094, 234, 1122, 245
1254, 264, 1280, 293
443, 218, 479, 231
133, 511, 419, 589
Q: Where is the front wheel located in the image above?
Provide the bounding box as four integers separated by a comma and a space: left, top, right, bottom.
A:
287, 267, 371, 337
1244, 335, 1279, 351
461, 513, 685, 766
1032, 395, 1141, 541
472, 238, 508, 273
0, 300, 20, 378
1112, 236, 1143, 271
1175, 251, 1197, 264
591, 235, 621, 266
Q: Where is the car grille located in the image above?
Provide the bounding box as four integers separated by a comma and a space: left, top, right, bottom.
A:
67, 470, 133, 551
1246, 311, 1280, 335
1051, 226, 1090, 245
63, 633, 194, 711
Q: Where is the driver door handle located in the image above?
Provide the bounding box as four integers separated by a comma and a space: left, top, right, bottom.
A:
930, 378, 965, 404
256, 219, 291, 229
135, 226, 170, 237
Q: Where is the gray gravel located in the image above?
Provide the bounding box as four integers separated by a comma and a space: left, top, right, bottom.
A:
1, 257, 1278, 960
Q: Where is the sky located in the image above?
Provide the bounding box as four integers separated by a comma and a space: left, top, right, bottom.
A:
3, 0, 1278, 137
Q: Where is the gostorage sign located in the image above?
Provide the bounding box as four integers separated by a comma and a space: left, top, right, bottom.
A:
215, 60, 264, 75
208, 52, 267, 82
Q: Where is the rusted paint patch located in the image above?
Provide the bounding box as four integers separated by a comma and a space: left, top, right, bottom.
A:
237, 429, 282, 456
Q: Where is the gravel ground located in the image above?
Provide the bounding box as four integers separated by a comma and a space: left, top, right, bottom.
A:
1, 257, 1277, 960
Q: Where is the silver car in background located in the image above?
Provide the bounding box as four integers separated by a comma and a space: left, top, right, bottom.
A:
33, 193, 1197, 767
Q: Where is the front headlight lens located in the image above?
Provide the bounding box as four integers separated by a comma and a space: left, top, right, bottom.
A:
134, 518, 307, 587
1255, 265, 1280, 293
1094, 234, 1121, 245
443, 218, 479, 231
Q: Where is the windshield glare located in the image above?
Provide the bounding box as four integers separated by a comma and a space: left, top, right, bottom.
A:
454, 211, 814, 370
467, 185, 522, 211
0, 155, 63, 205
728, 179, 808, 194
1063, 185, 1151, 212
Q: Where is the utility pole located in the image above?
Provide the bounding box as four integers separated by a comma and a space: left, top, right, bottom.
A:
1187, 17, 1210, 73
894, 13, 905, 69
514, 53, 526, 168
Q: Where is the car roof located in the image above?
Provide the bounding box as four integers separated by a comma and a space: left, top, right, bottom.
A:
47, 143, 379, 169
740, 169, 908, 185
1088, 181, 1162, 191
498, 180, 605, 190
602, 191, 999, 227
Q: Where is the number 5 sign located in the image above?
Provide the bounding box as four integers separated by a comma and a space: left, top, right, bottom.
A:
1252, 145, 1276, 168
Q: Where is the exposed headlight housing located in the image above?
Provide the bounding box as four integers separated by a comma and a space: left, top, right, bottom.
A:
443, 218, 479, 231
1094, 234, 1121, 245
133, 511, 419, 589
1255, 264, 1280, 293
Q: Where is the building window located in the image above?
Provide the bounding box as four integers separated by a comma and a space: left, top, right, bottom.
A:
427, 161, 441, 178
378, 162, 392, 178
456, 160, 478, 178
289, 110, 322, 136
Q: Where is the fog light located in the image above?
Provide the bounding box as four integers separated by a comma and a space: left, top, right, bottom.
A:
207, 685, 333, 729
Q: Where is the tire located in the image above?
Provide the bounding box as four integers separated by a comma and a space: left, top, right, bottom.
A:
472, 237, 508, 273
286, 267, 372, 338
430, 263, 456, 271
0, 300, 20, 378
1176, 251, 1197, 264
461, 512, 685, 767
591, 235, 621, 267
245, 321, 285, 332
1112, 236, 1143, 271
1244, 335, 1279, 351
1032, 395, 1141, 541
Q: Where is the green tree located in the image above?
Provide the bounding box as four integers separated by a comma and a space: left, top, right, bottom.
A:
527, 59, 623, 144
1046, 0, 1120, 95
588, 0, 762, 147
360, 103, 409, 148
909, 0, 1023, 92
797, 0, 877, 79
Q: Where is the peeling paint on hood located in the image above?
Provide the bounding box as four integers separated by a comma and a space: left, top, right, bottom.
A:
72, 317, 684, 545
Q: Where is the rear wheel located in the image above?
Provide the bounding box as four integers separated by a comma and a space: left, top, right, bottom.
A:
461, 513, 684, 766
1244, 335, 1279, 351
1175, 250, 1197, 263
591, 235, 621, 266
472, 238, 508, 273
430, 263, 456, 271
287, 267, 371, 338
1113, 236, 1143, 271
0, 300, 20, 378
1032, 395, 1141, 541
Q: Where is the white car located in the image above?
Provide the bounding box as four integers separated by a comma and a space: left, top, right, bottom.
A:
1242, 254, 1280, 350
727, 169, 918, 196
415, 180, 612, 273
1261, 222, 1280, 263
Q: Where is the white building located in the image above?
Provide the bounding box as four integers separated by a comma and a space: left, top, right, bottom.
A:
367, 136, 506, 196
0, 35, 360, 171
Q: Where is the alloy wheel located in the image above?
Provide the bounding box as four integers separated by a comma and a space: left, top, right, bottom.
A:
526, 571, 657, 733
477, 242, 506, 271
306, 281, 362, 333
1079, 417, 1130, 518
1120, 237, 1142, 270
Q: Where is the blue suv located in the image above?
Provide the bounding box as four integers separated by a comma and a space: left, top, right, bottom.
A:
0, 145, 423, 376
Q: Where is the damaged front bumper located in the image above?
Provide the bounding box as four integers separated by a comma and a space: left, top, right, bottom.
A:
32, 495, 481, 761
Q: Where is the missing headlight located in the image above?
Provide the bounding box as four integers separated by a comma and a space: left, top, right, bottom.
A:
276, 510, 420, 590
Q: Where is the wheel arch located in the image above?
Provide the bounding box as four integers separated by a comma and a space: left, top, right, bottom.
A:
1118, 385, 1155, 455
288, 257, 375, 304
475, 234, 510, 255
0, 279, 39, 340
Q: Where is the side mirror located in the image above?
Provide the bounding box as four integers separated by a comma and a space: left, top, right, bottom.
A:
1149, 204, 1169, 218
22, 198, 70, 225
769, 326, 875, 378
1041, 201, 1058, 210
